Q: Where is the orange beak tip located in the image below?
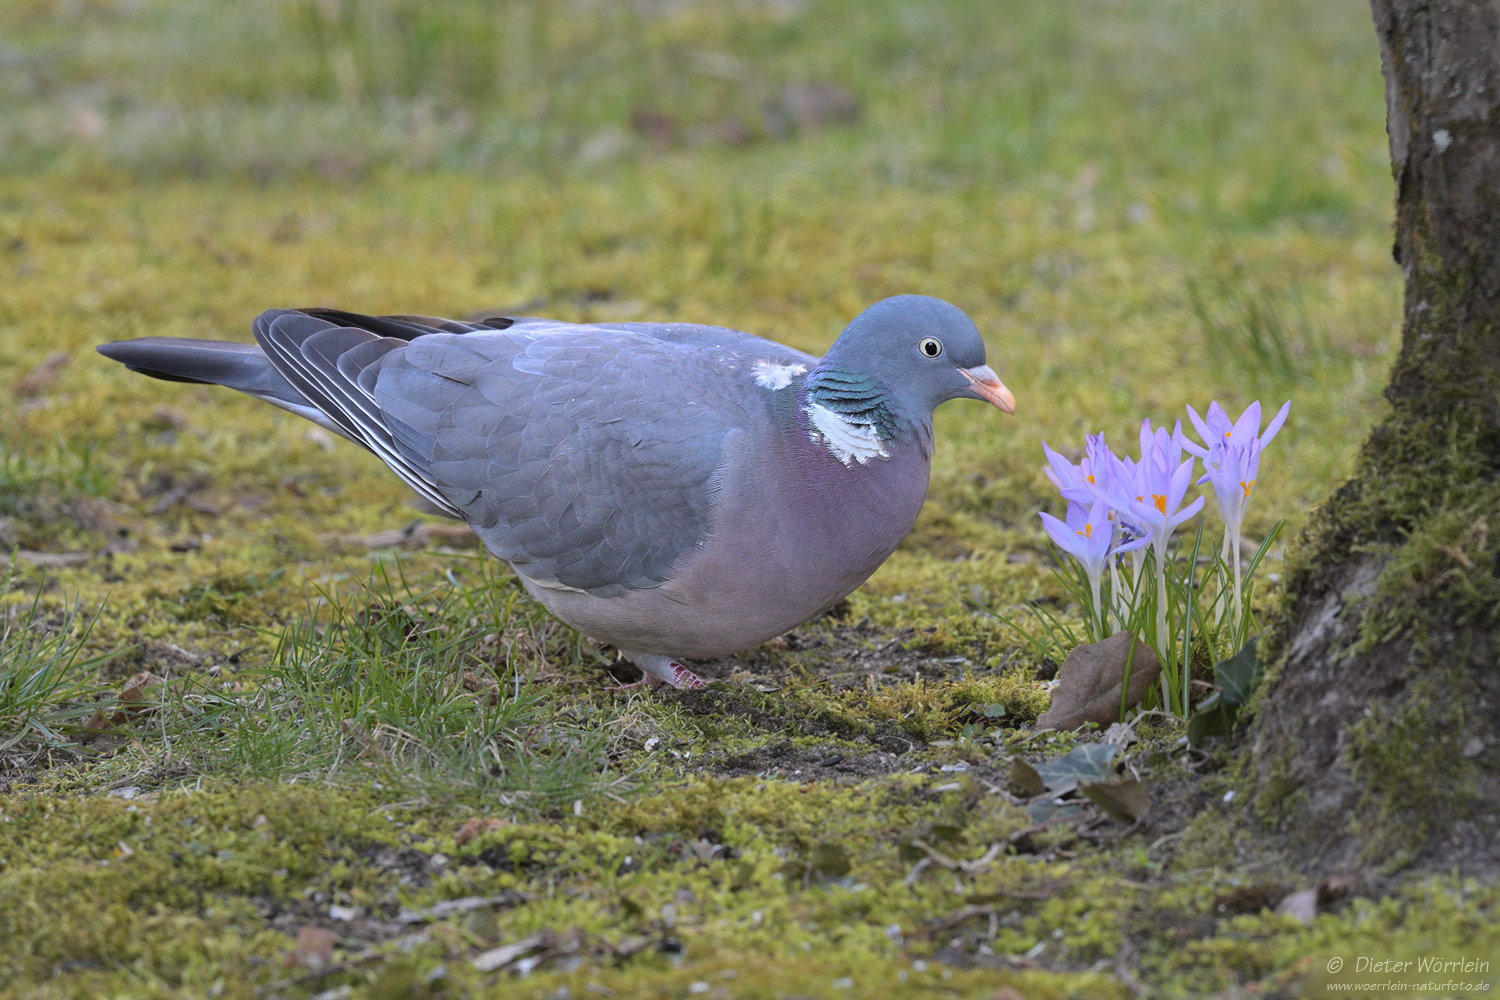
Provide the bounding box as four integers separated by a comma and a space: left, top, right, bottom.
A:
961, 365, 1016, 415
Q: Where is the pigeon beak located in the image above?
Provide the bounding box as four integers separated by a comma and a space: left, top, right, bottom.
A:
959, 365, 1016, 414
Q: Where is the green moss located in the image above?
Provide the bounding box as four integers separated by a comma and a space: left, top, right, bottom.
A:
1344, 669, 1479, 868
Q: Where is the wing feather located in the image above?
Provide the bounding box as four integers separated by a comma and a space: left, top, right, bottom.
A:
242, 308, 815, 595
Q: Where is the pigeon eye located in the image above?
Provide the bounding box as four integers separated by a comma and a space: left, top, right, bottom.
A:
918, 337, 943, 358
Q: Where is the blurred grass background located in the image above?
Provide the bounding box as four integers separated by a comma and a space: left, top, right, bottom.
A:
1, 0, 1394, 536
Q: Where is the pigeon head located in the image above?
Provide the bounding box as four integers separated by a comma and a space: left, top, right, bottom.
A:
809, 295, 1014, 445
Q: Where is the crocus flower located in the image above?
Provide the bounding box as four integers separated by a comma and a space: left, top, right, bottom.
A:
1039, 497, 1148, 636
1184, 400, 1290, 467
1042, 433, 1112, 505
1091, 420, 1205, 553
1184, 400, 1290, 629
1088, 419, 1206, 655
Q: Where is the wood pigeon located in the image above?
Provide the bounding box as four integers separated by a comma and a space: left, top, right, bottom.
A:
98, 295, 1014, 689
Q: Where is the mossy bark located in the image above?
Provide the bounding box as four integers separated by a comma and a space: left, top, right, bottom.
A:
1246, 0, 1500, 874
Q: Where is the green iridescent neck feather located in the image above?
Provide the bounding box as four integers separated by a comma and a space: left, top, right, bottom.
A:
803, 367, 901, 440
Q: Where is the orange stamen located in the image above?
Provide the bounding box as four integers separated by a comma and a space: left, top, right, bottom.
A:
1076, 524, 1093, 539
1240, 480, 1254, 497
1152, 494, 1167, 514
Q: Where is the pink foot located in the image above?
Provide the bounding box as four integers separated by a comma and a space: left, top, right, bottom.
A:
664, 661, 707, 690
616, 652, 707, 691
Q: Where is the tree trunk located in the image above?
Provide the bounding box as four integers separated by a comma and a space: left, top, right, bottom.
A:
1246, 0, 1500, 875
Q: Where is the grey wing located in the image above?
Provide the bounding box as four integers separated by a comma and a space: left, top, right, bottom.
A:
373, 322, 765, 595
252, 310, 776, 595
252, 309, 464, 516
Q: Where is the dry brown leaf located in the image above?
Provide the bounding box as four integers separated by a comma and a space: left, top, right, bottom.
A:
1035, 631, 1161, 731
286, 925, 337, 970
454, 817, 509, 847
120, 671, 158, 707
80, 672, 160, 740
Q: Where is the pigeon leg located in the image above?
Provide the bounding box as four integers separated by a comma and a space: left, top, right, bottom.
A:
619, 651, 706, 690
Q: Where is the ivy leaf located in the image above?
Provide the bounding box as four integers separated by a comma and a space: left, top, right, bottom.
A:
1079, 778, 1151, 822
1215, 636, 1263, 707
1007, 759, 1046, 798
1024, 797, 1086, 825
1187, 637, 1264, 746
1031, 742, 1118, 796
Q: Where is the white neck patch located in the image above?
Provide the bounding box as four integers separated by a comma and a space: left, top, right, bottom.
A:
807, 403, 890, 467
752, 359, 807, 390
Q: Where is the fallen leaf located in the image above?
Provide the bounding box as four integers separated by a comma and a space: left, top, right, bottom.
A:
454, 817, 509, 847
120, 671, 158, 708
1273, 877, 1358, 926
1079, 778, 1150, 822
1035, 631, 1161, 731
1274, 887, 1318, 925
1023, 797, 1085, 825
286, 925, 337, 970
1031, 743, 1118, 795
79, 671, 160, 739
1007, 759, 1045, 798
1102, 722, 1137, 747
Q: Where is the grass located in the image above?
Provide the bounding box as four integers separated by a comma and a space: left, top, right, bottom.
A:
3, 1, 1489, 998
0, 569, 117, 754
152, 560, 638, 807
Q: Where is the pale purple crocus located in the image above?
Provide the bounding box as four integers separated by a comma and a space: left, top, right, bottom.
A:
1039, 497, 1148, 636
1042, 433, 1112, 505
1089, 419, 1206, 653
1184, 400, 1290, 628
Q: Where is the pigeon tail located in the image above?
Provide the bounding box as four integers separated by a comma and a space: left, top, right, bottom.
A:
95, 337, 344, 434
